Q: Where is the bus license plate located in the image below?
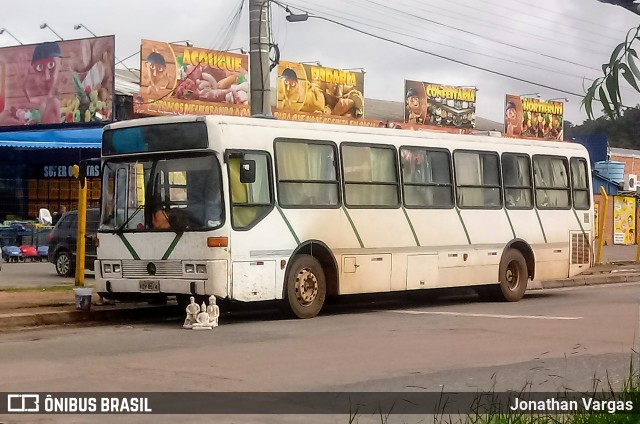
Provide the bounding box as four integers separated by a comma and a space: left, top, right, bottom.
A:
139, 280, 159, 291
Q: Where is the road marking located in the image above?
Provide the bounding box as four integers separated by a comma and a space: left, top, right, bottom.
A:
388, 310, 582, 320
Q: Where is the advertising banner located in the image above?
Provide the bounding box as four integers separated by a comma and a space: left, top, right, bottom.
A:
504, 95, 564, 140
134, 40, 250, 118
0, 36, 114, 127
613, 196, 636, 245
276, 60, 379, 126
404, 80, 476, 129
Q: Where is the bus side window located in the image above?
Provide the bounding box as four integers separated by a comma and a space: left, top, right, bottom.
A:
502, 153, 533, 209
229, 152, 273, 230
400, 147, 453, 208
570, 157, 590, 210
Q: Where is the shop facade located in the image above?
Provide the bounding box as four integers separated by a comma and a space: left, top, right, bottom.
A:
0, 128, 101, 221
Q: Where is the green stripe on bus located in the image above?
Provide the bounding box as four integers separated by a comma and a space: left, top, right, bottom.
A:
162, 232, 183, 260
455, 207, 472, 245
534, 208, 548, 243
275, 205, 301, 245
117, 233, 140, 260
402, 207, 420, 246
503, 208, 516, 239
341, 206, 364, 248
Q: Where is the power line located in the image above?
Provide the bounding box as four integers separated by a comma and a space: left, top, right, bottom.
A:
356, 0, 604, 73
277, 4, 601, 99
287, 0, 600, 82
435, 0, 625, 46
482, 0, 631, 39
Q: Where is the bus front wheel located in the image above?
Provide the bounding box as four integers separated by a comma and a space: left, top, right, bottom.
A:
495, 248, 528, 302
283, 255, 326, 319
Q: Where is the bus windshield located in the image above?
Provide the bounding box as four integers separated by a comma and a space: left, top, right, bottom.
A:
100, 154, 223, 232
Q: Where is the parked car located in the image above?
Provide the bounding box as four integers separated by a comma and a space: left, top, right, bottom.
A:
2, 245, 22, 262
48, 209, 100, 277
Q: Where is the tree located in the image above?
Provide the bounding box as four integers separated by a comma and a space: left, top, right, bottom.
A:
584, 1, 640, 120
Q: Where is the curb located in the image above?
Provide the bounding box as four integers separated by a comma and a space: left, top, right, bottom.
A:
535, 272, 640, 290
0, 304, 181, 330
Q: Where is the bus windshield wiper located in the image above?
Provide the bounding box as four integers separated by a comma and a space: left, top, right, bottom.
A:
115, 205, 145, 233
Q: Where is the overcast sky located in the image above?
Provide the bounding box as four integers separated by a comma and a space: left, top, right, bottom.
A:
2, 0, 639, 125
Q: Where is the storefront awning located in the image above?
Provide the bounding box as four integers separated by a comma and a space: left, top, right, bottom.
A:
0, 128, 102, 149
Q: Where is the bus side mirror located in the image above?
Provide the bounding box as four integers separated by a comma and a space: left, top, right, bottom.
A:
240, 159, 256, 184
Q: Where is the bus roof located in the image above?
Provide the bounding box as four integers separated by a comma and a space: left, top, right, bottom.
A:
104, 114, 587, 153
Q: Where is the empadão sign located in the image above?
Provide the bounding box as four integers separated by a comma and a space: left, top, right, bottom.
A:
134, 40, 250, 117
504, 94, 564, 141
276, 60, 366, 123
404, 80, 476, 129
0, 36, 115, 127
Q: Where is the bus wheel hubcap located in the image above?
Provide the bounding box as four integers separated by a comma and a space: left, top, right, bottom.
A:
506, 263, 519, 291
295, 268, 318, 305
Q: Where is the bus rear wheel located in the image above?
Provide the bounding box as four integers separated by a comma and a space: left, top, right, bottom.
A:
283, 255, 326, 319
494, 248, 528, 302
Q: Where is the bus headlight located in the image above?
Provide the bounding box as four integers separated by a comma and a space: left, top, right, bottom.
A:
196, 264, 207, 274
102, 261, 122, 276
185, 264, 195, 273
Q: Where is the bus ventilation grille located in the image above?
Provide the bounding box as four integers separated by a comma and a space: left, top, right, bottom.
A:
571, 233, 590, 265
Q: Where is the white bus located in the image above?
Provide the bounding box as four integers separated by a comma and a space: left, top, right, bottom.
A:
95, 115, 593, 318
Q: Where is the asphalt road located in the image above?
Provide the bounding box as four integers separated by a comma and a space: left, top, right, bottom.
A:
0, 282, 639, 423
0, 261, 94, 288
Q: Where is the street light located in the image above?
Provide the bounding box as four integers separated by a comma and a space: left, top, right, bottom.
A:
519, 93, 540, 98
225, 47, 247, 54
73, 23, 97, 37
285, 11, 309, 22
0, 28, 23, 45
549, 97, 569, 102
301, 61, 322, 66
40, 23, 64, 41
170, 40, 193, 47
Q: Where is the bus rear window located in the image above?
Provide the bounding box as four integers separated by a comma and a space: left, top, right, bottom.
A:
102, 122, 208, 156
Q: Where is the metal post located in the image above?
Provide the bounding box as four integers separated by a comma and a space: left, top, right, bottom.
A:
73, 165, 87, 287
249, 0, 272, 116
596, 187, 609, 265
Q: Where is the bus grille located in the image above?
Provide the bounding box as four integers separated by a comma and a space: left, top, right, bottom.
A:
571, 233, 590, 265
121, 260, 183, 278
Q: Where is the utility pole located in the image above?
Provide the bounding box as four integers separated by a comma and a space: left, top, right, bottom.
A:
249, 0, 272, 116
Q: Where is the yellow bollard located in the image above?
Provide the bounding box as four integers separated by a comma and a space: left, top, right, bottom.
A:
596, 187, 608, 265
72, 165, 87, 287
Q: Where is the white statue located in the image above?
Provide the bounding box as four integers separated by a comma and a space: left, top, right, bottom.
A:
192, 302, 213, 330
206, 295, 220, 328
183, 296, 200, 329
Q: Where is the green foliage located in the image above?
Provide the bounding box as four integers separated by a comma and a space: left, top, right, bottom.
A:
565, 107, 640, 148
583, 25, 640, 120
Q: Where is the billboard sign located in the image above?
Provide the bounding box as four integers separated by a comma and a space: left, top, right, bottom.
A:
276, 60, 377, 126
404, 80, 476, 129
0, 36, 115, 127
134, 39, 250, 117
504, 95, 564, 140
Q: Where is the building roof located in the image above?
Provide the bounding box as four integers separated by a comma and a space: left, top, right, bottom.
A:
610, 147, 640, 158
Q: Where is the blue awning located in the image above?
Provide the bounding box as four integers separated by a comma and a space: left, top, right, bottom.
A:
0, 128, 102, 149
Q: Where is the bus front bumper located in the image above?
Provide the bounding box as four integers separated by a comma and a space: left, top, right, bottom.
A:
95, 260, 229, 298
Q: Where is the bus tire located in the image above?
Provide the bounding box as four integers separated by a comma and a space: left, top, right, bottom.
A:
283, 255, 326, 319
495, 248, 528, 302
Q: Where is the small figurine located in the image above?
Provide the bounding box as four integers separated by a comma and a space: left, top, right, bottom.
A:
206, 295, 220, 328
192, 302, 213, 330
183, 296, 200, 329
